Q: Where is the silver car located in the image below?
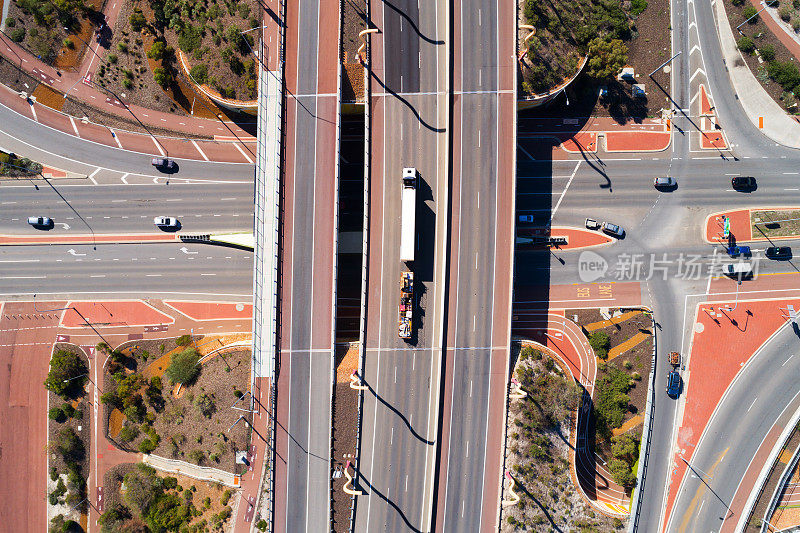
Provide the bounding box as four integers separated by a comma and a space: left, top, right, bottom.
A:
654, 176, 677, 189
27, 216, 52, 227
601, 222, 625, 238
153, 216, 179, 228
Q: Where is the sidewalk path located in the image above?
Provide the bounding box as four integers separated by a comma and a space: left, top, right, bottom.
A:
714, 0, 800, 148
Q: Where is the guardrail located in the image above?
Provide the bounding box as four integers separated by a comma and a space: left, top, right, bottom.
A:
628, 308, 657, 533
761, 428, 800, 532
250, 0, 287, 529
350, 3, 372, 530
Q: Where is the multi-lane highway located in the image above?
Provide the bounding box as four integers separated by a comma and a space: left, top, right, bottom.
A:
272, 0, 340, 530
434, 0, 515, 530
355, 0, 448, 530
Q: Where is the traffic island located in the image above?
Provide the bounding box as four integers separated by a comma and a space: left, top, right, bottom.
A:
705, 208, 800, 243
662, 297, 800, 529
44, 344, 92, 532
517, 226, 614, 251
499, 341, 626, 532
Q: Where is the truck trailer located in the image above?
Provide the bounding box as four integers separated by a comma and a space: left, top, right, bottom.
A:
400, 167, 417, 263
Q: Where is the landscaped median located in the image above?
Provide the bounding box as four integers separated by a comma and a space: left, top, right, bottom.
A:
705, 208, 800, 243
517, 226, 615, 251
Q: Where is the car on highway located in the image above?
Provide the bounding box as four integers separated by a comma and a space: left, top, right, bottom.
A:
153, 216, 179, 228
151, 157, 176, 171
731, 176, 756, 191
27, 216, 52, 228
726, 245, 751, 257
723, 262, 753, 279
666, 370, 681, 398
766, 246, 792, 260
601, 222, 625, 238
654, 176, 677, 189
518, 214, 537, 224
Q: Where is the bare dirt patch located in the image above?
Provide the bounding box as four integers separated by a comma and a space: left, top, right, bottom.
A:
101, 336, 251, 475
751, 209, 800, 238
331, 343, 359, 533
341, 0, 367, 103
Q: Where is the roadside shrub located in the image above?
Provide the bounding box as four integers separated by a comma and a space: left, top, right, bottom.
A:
780, 5, 793, 20
138, 437, 157, 454
237, 3, 250, 18
609, 458, 637, 487
44, 350, 87, 399
61, 403, 76, 418
49, 406, 66, 422
148, 40, 166, 61
175, 334, 192, 346
743, 5, 759, 22
256, 519, 268, 531
586, 37, 629, 80
588, 331, 611, 359
190, 63, 208, 84
188, 449, 205, 465
119, 423, 139, 443
153, 66, 171, 88
9, 27, 26, 42
194, 393, 215, 418
630, 0, 648, 16
129, 9, 146, 33
768, 60, 800, 90
737, 36, 756, 54
178, 24, 202, 53
122, 78, 133, 89
759, 44, 776, 61
793, 18, 800, 32
117, 42, 128, 54
165, 348, 200, 385
594, 368, 631, 437
5, 17, 14, 27
108, 53, 118, 64
54, 427, 84, 462
63, 37, 74, 49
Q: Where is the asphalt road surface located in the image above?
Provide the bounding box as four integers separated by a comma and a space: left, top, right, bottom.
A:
355, 0, 448, 531
272, 0, 339, 530
667, 321, 800, 532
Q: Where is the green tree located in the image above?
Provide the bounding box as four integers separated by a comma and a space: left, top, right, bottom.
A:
609, 458, 637, 487
119, 423, 140, 443
146, 493, 190, 532
49, 406, 66, 422
190, 63, 208, 84
588, 331, 611, 359
54, 427, 84, 462
585, 37, 628, 80
737, 36, 756, 55
148, 40, 166, 61
611, 433, 640, 461
153, 66, 171, 88
165, 348, 201, 385
129, 9, 147, 33
122, 464, 162, 517
594, 368, 631, 437
44, 350, 87, 398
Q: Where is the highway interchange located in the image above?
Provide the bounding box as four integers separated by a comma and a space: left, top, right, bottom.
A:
3, 0, 800, 530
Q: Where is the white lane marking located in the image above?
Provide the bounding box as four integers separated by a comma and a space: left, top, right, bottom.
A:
747, 397, 757, 412
783, 354, 795, 366
152, 136, 165, 156
232, 142, 254, 164
88, 168, 101, 185
120, 173, 129, 184
0, 259, 40, 263
110, 129, 123, 148
191, 139, 210, 161
550, 161, 580, 220
69, 115, 80, 136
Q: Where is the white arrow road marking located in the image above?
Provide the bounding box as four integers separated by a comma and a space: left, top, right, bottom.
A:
179, 247, 198, 255
67, 249, 86, 256
55, 222, 71, 230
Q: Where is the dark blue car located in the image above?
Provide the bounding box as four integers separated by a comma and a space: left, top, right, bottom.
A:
726, 245, 751, 258
666, 370, 681, 398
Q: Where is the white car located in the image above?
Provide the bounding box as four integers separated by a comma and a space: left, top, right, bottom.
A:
27, 216, 52, 227
153, 216, 179, 228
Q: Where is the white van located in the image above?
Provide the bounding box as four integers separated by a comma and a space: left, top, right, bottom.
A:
723, 263, 752, 276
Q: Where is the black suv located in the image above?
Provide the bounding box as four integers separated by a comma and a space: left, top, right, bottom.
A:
731, 176, 756, 191
766, 246, 792, 260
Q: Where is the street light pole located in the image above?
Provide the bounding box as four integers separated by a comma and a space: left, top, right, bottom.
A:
649, 51, 682, 78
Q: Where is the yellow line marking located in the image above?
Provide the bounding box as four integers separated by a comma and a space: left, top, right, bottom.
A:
678, 447, 729, 533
